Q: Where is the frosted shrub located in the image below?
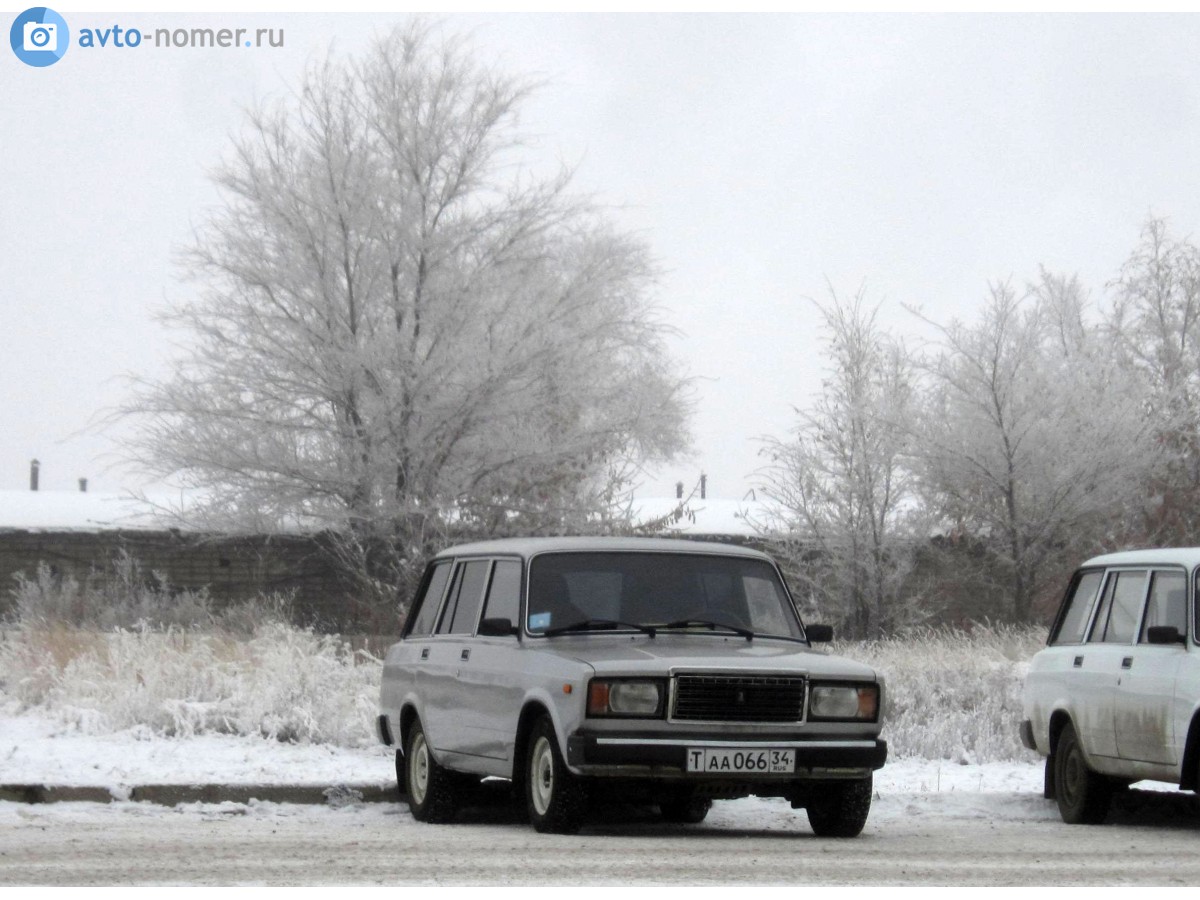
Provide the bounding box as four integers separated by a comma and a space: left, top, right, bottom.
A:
1, 568, 1048, 759
1, 622, 381, 746
836, 624, 1048, 763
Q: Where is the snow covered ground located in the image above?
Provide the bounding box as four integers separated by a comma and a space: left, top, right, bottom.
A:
1, 710, 1049, 821
10, 711, 1200, 885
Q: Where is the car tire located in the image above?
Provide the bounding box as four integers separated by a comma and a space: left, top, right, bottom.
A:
1054, 722, 1112, 825
525, 716, 588, 834
805, 776, 873, 838
405, 719, 462, 824
661, 793, 712, 824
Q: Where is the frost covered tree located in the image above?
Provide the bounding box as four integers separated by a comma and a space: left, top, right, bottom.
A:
123, 23, 689, 617
757, 289, 925, 639
913, 273, 1155, 622
1107, 217, 1200, 544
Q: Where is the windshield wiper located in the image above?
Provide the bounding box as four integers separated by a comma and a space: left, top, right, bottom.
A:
541, 618, 658, 638
660, 619, 755, 641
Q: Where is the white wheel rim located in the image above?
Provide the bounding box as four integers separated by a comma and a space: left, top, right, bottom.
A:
410, 733, 430, 805
530, 736, 555, 816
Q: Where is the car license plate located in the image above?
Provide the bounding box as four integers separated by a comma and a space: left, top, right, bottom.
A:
686, 747, 795, 774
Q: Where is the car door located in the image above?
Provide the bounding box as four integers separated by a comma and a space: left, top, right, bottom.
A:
1113, 567, 1188, 765
453, 558, 526, 768
421, 558, 491, 760
1074, 568, 1149, 760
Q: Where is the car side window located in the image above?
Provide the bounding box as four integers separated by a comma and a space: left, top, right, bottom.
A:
1051, 570, 1104, 645
481, 559, 522, 627
1097, 570, 1148, 644
406, 561, 452, 637
1140, 570, 1187, 642
437, 560, 490, 635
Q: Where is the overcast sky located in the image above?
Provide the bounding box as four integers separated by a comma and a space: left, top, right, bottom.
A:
4, 11, 1200, 502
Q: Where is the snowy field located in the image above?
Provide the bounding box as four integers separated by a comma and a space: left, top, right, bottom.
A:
2, 707, 1046, 819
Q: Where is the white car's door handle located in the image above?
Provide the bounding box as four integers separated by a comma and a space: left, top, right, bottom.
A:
1121, 657, 1133, 669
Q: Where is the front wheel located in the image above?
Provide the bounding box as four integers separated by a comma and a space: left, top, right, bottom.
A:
405, 719, 462, 824
1054, 722, 1112, 824
525, 716, 588, 834
805, 777, 873, 838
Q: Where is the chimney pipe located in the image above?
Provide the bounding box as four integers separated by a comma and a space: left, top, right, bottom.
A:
30, 459, 39, 492
79, 478, 88, 493
700, 472, 707, 500
675, 481, 684, 500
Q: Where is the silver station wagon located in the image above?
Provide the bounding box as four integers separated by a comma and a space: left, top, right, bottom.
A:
377, 536, 888, 835
1021, 548, 1200, 824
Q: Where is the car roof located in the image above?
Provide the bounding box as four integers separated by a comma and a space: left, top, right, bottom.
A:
431, 535, 773, 562
1080, 547, 1200, 570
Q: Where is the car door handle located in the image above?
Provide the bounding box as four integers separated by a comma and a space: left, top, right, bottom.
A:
1073, 656, 1084, 668
420, 648, 430, 660
1122, 657, 1133, 669
461, 648, 471, 661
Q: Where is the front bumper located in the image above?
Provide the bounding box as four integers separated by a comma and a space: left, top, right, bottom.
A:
567, 730, 887, 778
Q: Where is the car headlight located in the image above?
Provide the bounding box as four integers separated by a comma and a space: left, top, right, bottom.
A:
808, 683, 879, 722
587, 679, 665, 717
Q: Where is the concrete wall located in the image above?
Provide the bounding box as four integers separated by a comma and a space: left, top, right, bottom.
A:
0, 529, 364, 630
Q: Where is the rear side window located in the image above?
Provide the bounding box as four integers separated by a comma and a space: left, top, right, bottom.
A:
406, 562, 451, 637
1094, 570, 1148, 644
481, 560, 522, 625
1051, 570, 1103, 645
1140, 570, 1187, 642
438, 560, 490, 635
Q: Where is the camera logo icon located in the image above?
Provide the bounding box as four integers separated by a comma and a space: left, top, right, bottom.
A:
23, 21, 56, 52
10, 7, 69, 67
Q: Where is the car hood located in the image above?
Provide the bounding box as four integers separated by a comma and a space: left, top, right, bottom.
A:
532, 633, 881, 682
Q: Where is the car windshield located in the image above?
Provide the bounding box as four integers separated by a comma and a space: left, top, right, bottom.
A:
526, 552, 805, 640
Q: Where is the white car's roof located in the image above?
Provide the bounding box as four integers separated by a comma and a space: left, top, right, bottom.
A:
431, 535, 772, 561
1081, 547, 1200, 570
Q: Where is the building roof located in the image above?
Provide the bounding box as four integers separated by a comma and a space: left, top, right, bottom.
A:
0, 489, 171, 532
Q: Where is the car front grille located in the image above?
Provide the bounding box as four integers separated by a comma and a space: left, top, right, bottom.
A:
671, 674, 807, 723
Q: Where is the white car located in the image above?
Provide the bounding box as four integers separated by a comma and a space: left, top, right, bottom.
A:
1021, 547, 1200, 823
378, 536, 888, 835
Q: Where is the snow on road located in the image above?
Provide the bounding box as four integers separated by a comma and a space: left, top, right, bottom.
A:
6, 712, 1200, 885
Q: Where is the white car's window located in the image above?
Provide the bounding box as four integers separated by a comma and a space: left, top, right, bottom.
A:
527, 553, 804, 638
438, 560, 490, 635
1052, 570, 1103, 645
406, 561, 451, 637
1097, 570, 1147, 644
1140, 570, 1187, 642
480, 559, 522, 626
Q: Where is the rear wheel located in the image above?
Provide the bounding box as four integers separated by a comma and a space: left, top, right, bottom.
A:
805, 777, 873, 838
525, 716, 588, 834
405, 719, 462, 824
1054, 722, 1112, 824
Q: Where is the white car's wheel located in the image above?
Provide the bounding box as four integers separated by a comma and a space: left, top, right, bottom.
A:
1054, 722, 1112, 824
525, 716, 588, 833
405, 719, 462, 823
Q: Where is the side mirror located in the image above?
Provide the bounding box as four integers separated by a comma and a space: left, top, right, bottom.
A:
478, 617, 518, 637
806, 624, 834, 643
1146, 625, 1186, 646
